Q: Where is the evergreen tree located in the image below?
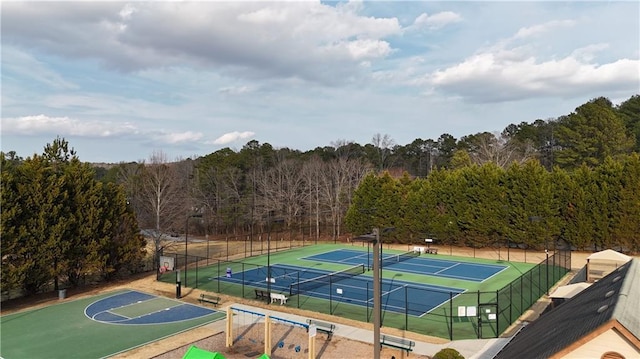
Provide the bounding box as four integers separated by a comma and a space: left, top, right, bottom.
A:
0, 138, 144, 296
555, 97, 635, 169
611, 154, 640, 252
616, 95, 640, 153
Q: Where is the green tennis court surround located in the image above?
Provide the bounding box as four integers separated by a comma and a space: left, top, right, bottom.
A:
160, 243, 570, 340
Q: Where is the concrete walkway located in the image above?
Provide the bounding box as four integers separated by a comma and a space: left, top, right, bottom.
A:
219, 303, 507, 358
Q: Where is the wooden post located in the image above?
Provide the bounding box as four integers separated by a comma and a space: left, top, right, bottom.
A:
308, 324, 317, 359
264, 314, 271, 356
226, 307, 233, 347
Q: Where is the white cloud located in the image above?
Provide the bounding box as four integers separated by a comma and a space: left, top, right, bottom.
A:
119, 3, 136, 20
428, 50, 639, 102
237, 7, 289, 24
411, 14, 639, 102
321, 39, 394, 61
2, 114, 206, 147
1, 2, 401, 84
211, 131, 255, 145
513, 20, 576, 39
412, 11, 462, 30
2, 114, 138, 137
155, 131, 203, 144
570, 43, 609, 62
218, 86, 256, 95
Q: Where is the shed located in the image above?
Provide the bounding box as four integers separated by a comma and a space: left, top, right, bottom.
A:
548, 282, 591, 308
586, 249, 631, 282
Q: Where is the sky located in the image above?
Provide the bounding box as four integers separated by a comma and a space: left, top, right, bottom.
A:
2, 1, 639, 163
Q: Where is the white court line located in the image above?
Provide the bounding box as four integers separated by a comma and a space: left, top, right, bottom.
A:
435, 262, 461, 275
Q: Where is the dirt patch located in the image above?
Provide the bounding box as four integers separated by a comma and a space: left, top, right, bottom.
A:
150, 322, 428, 359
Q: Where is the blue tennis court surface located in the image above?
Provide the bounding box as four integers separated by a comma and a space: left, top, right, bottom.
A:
304, 249, 507, 282
218, 264, 464, 316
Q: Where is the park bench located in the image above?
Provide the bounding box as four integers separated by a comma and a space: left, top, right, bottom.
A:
198, 293, 220, 307
255, 288, 270, 301
380, 334, 414, 354
426, 248, 438, 254
306, 319, 336, 340
270, 292, 288, 305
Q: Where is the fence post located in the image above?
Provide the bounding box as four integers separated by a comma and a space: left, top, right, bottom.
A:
296, 271, 300, 309
530, 272, 533, 306
496, 289, 500, 336
520, 276, 524, 316
329, 274, 333, 315
449, 291, 453, 340
404, 286, 408, 330
546, 251, 549, 295
477, 291, 481, 339
509, 282, 512, 324
366, 281, 370, 322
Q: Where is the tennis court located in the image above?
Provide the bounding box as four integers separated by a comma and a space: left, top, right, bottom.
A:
218, 263, 464, 316
304, 248, 507, 282
0, 289, 225, 359
162, 243, 567, 340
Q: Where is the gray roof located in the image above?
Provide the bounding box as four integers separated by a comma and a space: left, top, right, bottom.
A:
494, 259, 639, 359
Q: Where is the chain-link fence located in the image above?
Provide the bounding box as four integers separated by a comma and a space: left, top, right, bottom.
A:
162, 249, 571, 340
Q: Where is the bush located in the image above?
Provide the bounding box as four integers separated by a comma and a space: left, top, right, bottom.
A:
433, 348, 464, 359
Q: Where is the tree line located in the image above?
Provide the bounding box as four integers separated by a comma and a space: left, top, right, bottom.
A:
1, 139, 144, 296
2, 95, 638, 296
111, 145, 371, 271
345, 155, 640, 253
95, 95, 638, 246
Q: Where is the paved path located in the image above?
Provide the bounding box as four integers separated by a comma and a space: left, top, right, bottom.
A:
218, 303, 508, 358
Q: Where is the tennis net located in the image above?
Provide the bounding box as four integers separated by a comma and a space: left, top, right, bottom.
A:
381, 250, 420, 267
289, 264, 365, 296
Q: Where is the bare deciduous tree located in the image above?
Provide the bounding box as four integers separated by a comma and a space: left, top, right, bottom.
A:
319, 157, 371, 240
469, 132, 534, 168
371, 133, 396, 171
123, 150, 186, 272
301, 156, 324, 240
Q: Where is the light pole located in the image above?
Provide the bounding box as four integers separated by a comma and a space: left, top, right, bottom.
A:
355, 227, 394, 359
354, 230, 381, 359
185, 213, 203, 289
372, 228, 381, 359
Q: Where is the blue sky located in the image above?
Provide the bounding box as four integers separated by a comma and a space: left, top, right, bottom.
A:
2, 1, 639, 163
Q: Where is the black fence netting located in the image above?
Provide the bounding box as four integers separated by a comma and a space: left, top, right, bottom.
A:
290, 264, 365, 296
380, 250, 420, 268
160, 249, 571, 340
